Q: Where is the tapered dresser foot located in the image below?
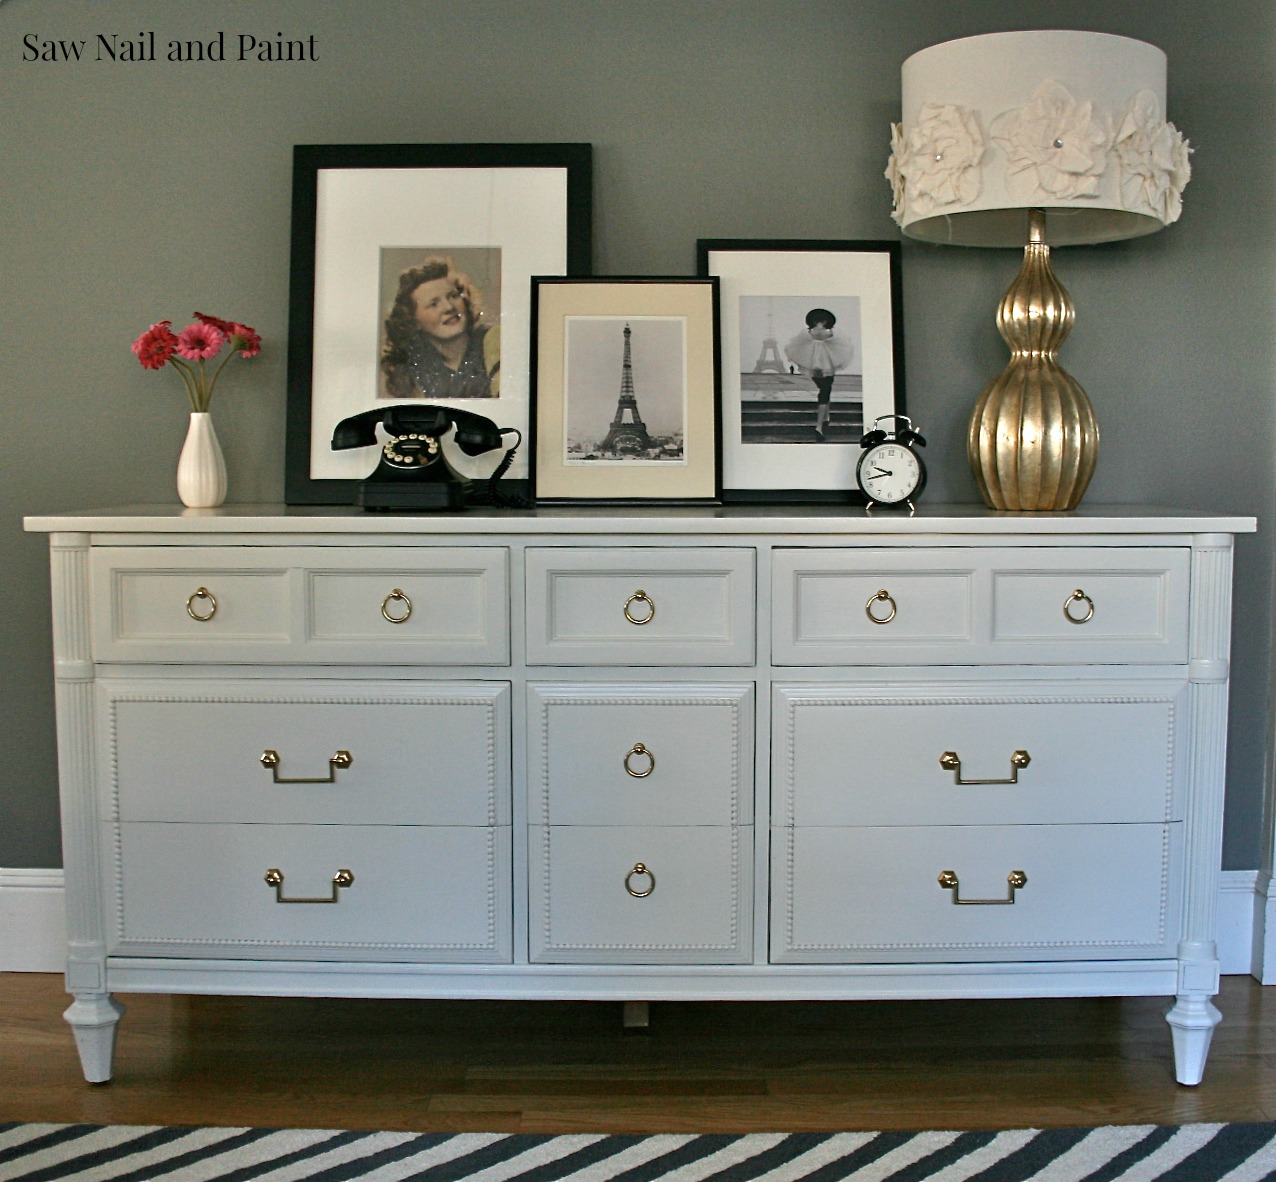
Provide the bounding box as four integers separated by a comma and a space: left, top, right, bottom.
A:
1165, 995, 1221, 1086
64, 993, 126, 1083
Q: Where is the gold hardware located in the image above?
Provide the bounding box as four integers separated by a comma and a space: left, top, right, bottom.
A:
938, 868, 1027, 905
939, 749, 1031, 785
625, 862, 656, 898
260, 749, 353, 783
968, 208, 1098, 511
865, 588, 897, 625
264, 867, 354, 904
1063, 588, 1095, 624
185, 587, 217, 622
623, 589, 655, 625
381, 588, 413, 624
623, 742, 656, 778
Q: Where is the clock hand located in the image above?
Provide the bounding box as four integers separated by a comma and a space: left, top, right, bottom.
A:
868, 467, 894, 479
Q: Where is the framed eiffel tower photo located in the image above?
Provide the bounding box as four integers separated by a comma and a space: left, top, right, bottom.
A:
697, 239, 904, 503
530, 277, 721, 502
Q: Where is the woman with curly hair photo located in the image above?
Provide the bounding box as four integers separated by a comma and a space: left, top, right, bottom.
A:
380, 253, 500, 399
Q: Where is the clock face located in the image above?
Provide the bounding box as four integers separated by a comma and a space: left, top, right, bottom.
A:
857, 443, 924, 504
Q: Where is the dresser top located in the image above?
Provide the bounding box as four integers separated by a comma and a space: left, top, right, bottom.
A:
23, 503, 1256, 536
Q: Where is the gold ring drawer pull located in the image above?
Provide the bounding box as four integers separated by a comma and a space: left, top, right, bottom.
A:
260, 749, 353, 783
623, 589, 655, 626
625, 862, 656, 898
623, 743, 656, 778
264, 867, 354, 904
865, 589, 897, 625
381, 588, 413, 624
938, 869, 1027, 905
1064, 588, 1095, 624
939, 749, 1031, 785
185, 587, 217, 622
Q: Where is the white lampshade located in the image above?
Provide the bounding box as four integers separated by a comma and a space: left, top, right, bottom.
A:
888, 30, 1191, 247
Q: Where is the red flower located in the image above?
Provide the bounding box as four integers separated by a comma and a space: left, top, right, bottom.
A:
228, 322, 261, 358
131, 320, 179, 370
176, 322, 226, 361
194, 311, 236, 335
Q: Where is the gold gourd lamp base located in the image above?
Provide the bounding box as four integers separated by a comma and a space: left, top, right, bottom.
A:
968, 208, 1099, 511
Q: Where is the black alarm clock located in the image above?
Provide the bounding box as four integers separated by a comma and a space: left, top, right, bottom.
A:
856, 414, 927, 508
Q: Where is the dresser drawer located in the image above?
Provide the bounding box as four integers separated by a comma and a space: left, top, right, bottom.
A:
773, 681, 1185, 827
772, 822, 1180, 963
528, 825, 752, 963
772, 547, 1189, 665
90, 546, 509, 664
525, 548, 755, 665
112, 822, 512, 962
101, 681, 511, 826
527, 683, 753, 825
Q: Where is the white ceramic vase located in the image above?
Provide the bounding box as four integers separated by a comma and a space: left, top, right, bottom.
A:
176, 412, 227, 508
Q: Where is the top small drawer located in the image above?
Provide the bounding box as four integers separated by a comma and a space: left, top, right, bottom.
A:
90, 546, 509, 664
525, 548, 755, 665
772, 546, 1189, 665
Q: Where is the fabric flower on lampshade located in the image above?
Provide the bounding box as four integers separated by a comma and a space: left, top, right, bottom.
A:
991, 81, 1112, 202
885, 122, 908, 224
896, 102, 985, 217
1114, 90, 1192, 225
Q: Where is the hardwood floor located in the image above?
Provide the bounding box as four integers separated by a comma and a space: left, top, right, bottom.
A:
3, 973, 1275, 1133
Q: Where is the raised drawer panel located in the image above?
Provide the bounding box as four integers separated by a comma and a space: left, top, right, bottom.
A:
772, 547, 1189, 665
305, 549, 508, 664
529, 825, 752, 963
92, 548, 292, 661
102, 681, 511, 826
771, 823, 1180, 963
772, 682, 1185, 827
112, 822, 512, 962
525, 548, 755, 665
90, 546, 509, 664
527, 683, 754, 825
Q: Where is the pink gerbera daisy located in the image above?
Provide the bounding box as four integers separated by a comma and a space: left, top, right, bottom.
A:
176, 322, 226, 361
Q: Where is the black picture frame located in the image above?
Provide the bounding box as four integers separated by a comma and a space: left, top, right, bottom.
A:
530, 276, 722, 504
697, 239, 904, 503
285, 143, 593, 505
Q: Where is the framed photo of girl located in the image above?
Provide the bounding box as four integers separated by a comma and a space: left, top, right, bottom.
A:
285, 143, 593, 504
530, 277, 721, 503
696, 239, 904, 503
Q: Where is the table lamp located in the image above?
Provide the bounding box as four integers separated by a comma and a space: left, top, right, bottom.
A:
886, 31, 1191, 509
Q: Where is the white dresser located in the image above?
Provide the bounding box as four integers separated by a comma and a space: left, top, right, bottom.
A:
24, 505, 1254, 1085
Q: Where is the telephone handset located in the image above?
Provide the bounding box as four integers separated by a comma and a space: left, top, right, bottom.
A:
331, 404, 522, 511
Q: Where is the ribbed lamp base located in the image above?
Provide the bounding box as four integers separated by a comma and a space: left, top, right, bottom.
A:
967, 211, 1099, 512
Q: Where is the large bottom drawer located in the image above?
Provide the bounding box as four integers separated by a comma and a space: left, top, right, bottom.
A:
529, 825, 752, 964
111, 823, 511, 962
772, 823, 1180, 963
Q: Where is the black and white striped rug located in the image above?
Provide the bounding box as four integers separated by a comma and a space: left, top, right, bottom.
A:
2, 1122, 1275, 1182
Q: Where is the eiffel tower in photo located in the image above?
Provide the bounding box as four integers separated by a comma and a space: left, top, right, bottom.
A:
600, 323, 653, 454
753, 300, 786, 373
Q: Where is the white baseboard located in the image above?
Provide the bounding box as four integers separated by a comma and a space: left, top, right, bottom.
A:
0, 869, 66, 972
1, 868, 1269, 979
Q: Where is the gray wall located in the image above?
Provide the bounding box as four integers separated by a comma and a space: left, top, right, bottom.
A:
4, 0, 1273, 869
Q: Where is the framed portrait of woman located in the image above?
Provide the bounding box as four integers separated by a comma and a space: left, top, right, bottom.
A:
285, 143, 593, 505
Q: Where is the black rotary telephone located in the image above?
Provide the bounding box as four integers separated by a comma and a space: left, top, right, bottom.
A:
331, 405, 522, 511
